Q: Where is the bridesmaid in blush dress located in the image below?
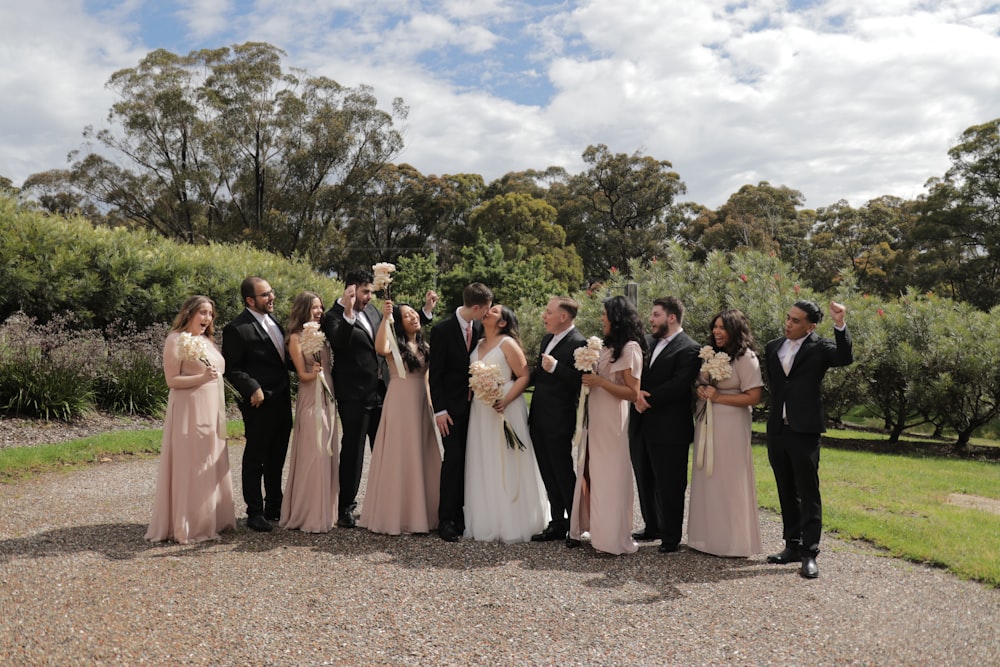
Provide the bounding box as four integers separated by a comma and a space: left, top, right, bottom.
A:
569, 296, 646, 555
146, 296, 236, 544
359, 300, 441, 535
280, 291, 339, 533
687, 309, 764, 557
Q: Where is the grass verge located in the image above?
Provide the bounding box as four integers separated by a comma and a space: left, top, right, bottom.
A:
0, 421, 245, 482
752, 443, 1000, 587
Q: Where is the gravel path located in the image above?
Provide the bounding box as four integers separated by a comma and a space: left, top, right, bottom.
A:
0, 443, 997, 666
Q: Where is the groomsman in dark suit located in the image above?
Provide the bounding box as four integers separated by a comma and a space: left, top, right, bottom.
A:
528, 296, 587, 542
429, 282, 493, 542
323, 269, 384, 528
629, 296, 702, 552
222, 276, 294, 532
764, 300, 852, 579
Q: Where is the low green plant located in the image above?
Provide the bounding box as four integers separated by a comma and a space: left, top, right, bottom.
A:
0, 313, 102, 420
93, 321, 170, 416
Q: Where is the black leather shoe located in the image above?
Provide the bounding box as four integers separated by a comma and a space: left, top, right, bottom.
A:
565, 537, 582, 549
247, 514, 272, 532
531, 524, 568, 542
438, 520, 460, 542
632, 530, 658, 541
766, 546, 801, 564
336, 511, 356, 528
658, 542, 680, 553
800, 556, 819, 579
264, 508, 281, 522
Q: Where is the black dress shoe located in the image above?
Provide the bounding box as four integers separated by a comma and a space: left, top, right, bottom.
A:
438, 520, 460, 542
531, 524, 568, 542
264, 508, 281, 522
766, 546, 802, 564
800, 556, 819, 579
247, 515, 272, 532
632, 530, 658, 542
658, 542, 679, 553
565, 537, 582, 549
336, 512, 356, 528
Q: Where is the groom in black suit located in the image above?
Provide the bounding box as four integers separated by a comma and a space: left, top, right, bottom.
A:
429, 282, 493, 542
528, 296, 587, 542
222, 276, 294, 532
764, 300, 852, 579
629, 296, 702, 552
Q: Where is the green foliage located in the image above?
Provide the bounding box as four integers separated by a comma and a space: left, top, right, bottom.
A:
0, 195, 342, 329
93, 322, 170, 416
437, 232, 561, 311
753, 444, 1000, 586
0, 314, 101, 420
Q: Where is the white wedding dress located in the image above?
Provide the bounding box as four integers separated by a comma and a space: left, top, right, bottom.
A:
464, 337, 550, 543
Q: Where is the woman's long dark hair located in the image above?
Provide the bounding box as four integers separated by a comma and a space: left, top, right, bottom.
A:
709, 309, 756, 359
393, 304, 430, 372
603, 296, 647, 361
494, 305, 521, 346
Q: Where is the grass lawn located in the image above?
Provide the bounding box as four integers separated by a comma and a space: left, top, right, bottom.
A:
751, 437, 1000, 587
0, 421, 245, 481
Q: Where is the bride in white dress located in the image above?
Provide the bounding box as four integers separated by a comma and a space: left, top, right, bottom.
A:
464, 304, 550, 543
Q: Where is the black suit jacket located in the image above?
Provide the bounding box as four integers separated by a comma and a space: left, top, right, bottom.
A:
765, 327, 853, 434
322, 301, 387, 408
528, 328, 587, 436
429, 314, 483, 420
222, 309, 292, 404
630, 331, 702, 445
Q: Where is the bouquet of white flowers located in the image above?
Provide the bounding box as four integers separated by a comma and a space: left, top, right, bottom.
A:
468, 360, 525, 450
695, 346, 733, 477
177, 332, 210, 365
372, 262, 396, 297
571, 336, 604, 465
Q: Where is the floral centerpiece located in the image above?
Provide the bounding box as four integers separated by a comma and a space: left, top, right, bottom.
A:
695, 346, 732, 477
571, 336, 604, 463
468, 360, 526, 450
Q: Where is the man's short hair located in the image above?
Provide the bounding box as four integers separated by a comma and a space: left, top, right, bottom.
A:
653, 296, 685, 324
794, 300, 823, 324
344, 268, 374, 287
463, 282, 494, 308
240, 276, 264, 301
552, 296, 579, 319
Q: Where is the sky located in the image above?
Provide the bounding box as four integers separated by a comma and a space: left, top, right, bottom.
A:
2, 1, 999, 210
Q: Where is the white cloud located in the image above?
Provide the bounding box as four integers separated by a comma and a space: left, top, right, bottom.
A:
176, 0, 234, 40
2, 0, 999, 212
0, 3, 145, 180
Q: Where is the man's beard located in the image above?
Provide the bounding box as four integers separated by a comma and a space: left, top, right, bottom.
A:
652, 322, 669, 339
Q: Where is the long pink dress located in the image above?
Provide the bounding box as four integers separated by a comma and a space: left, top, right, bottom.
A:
146, 332, 236, 544
570, 340, 642, 555
687, 351, 765, 557
359, 348, 441, 535
280, 344, 339, 533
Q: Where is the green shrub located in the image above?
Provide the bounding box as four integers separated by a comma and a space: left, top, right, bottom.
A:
93, 321, 170, 416
0, 313, 102, 420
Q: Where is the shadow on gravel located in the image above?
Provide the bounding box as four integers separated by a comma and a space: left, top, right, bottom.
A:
301, 529, 788, 604
1, 520, 789, 604
0, 523, 160, 562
